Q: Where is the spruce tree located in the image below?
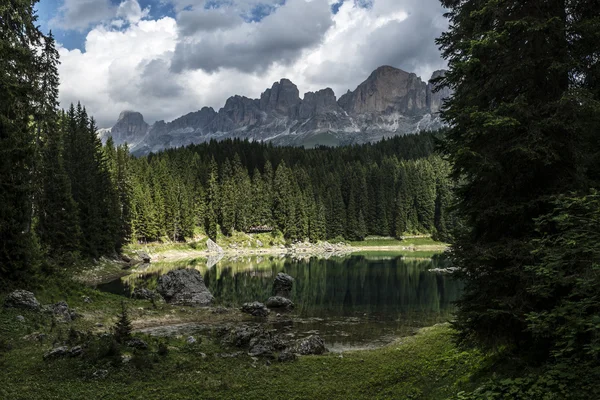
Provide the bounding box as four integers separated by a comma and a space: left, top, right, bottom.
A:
438, 0, 597, 357
0, 0, 43, 279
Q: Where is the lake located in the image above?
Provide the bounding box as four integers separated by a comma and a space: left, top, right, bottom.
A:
98, 254, 461, 351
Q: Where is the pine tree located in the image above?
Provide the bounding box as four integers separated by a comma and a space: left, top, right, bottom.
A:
113, 301, 132, 343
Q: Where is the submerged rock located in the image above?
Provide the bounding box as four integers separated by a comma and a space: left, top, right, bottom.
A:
241, 302, 269, 317
157, 268, 214, 306
272, 273, 294, 298
265, 296, 294, 309
4, 290, 40, 311
295, 335, 327, 355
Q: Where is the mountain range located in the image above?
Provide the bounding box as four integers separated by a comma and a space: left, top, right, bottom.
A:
99, 66, 450, 155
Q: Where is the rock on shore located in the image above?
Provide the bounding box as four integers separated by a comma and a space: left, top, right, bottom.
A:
157, 268, 214, 306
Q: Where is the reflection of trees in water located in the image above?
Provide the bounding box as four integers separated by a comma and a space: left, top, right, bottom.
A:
205, 256, 462, 319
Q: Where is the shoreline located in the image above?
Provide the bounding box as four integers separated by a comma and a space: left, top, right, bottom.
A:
149, 243, 448, 263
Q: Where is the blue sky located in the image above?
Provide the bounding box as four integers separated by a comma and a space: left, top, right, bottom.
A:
35, 0, 354, 51
36, 0, 177, 50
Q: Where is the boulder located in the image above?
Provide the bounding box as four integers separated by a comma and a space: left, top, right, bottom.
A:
295, 335, 327, 355
206, 239, 224, 254
4, 290, 40, 311
126, 338, 149, 350
222, 325, 263, 347
121, 254, 132, 263
16, 315, 25, 323
256, 239, 263, 247
131, 288, 160, 300
49, 301, 77, 322
272, 273, 294, 298
69, 346, 83, 357
186, 336, 197, 345
248, 336, 274, 358
278, 350, 297, 362
43, 346, 69, 360
265, 296, 294, 309
138, 252, 151, 263
241, 302, 269, 317
92, 369, 109, 379
157, 268, 214, 306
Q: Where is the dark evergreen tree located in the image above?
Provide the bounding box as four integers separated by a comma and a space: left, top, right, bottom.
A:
0, 0, 43, 279
438, 0, 598, 358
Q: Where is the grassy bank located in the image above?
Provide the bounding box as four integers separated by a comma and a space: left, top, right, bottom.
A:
0, 287, 483, 400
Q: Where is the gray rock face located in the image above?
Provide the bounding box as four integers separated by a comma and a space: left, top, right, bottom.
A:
265, 296, 294, 309
338, 66, 428, 116
241, 302, 270, 317
272, 273, 294, 298
206, 239, 224, 254
157, 268, 214, 306
427, 70, 452, 114
102, 66, 451, 154
4, 290, 40, 311
295, 335, 327, 355
101, 110, 149, 146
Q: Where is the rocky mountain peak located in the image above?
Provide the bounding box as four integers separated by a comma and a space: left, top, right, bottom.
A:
299, 88, 340, 119
104, 66, 450, 154
109, 110, 149, 145
426, 70, 452, 114
260, 78, 301, 116
338, 66, 428, 115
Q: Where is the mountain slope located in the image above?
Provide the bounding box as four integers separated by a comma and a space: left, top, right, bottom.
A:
100, 66, 449, 154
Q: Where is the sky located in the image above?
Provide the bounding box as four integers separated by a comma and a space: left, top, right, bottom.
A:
36, 0, 448, 128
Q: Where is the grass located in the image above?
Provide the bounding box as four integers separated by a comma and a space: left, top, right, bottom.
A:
0, 297, 484, 400
350, 236, 447, 249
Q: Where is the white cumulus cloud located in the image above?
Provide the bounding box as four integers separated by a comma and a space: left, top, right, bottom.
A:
56, 0, 448, 128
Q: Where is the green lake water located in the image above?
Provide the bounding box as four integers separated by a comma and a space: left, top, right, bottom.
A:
98, 254, 461, 351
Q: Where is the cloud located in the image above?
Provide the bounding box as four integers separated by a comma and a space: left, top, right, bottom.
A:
51, 0, 115, 30
56, 0, 448, 128
170, 0, 333, 73
117, 0, 150, 24
177, 7, 241, 36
